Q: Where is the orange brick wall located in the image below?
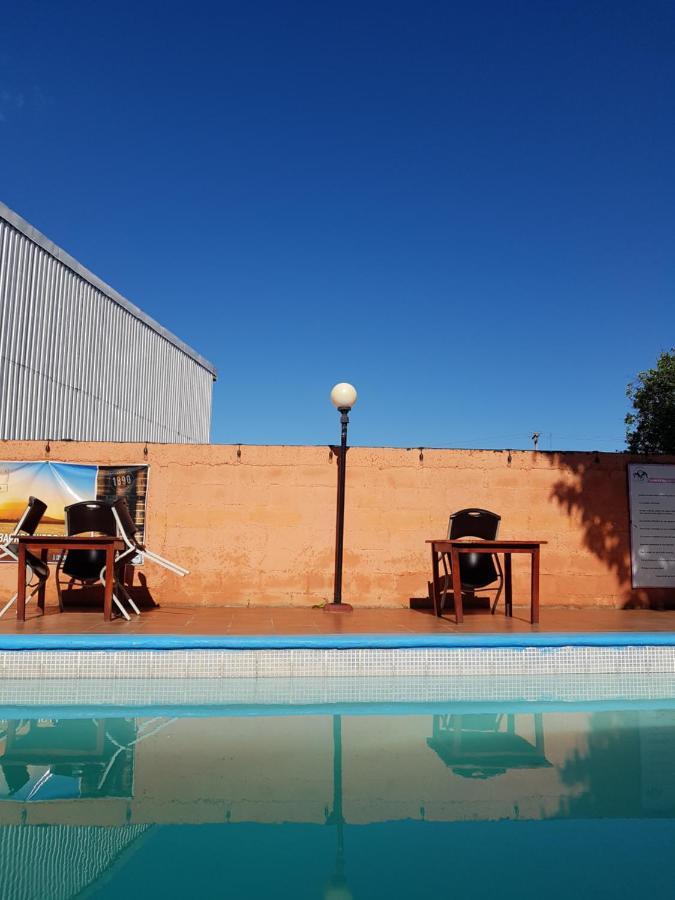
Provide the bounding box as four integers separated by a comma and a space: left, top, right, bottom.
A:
1, 441, 673, 610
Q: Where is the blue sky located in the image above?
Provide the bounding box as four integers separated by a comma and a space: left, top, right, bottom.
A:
1, 1, 673, 450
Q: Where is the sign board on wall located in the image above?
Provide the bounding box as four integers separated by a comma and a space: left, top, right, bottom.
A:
0, 461, 148, 559
628, 463, 675, 588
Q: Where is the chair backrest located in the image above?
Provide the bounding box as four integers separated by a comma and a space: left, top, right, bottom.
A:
65, 501, 116, 537
447, 508, 501, 541
446, 508, 501, 590
13, 496, 48, 537
111, 498, 138, 542
2, 497, 48, 561
62, 501, 116, 582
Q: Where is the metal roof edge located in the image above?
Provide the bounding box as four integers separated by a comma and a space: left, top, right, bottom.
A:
0, 200, 217, 379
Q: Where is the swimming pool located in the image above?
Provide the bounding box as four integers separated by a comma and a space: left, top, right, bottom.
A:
2, 680, 675, 899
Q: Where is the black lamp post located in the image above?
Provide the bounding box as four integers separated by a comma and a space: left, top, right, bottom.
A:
326, 383, 357, 613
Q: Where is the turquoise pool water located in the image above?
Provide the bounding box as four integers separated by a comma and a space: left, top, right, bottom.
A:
2, 699, 675, 898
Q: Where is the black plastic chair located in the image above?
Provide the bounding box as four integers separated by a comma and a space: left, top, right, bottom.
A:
0, 496, 49, 617
56, 500, 137, 620
432, 508, 504, 615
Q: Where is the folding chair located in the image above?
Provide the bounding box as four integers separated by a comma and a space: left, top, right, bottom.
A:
111, 498, 189, 577
55, 501, 138, 621
0, 496, 49, 618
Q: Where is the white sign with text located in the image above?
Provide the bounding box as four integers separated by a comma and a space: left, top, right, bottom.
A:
628, 463, 675, 588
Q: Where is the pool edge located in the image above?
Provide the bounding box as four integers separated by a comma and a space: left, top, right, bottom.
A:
1, 630, 675, 651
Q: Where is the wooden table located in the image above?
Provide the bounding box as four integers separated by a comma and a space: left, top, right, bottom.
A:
427, 539, 546, 625
16, 536, 125, 622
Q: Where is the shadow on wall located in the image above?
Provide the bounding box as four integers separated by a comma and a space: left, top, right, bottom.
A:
547, 452, 675, 610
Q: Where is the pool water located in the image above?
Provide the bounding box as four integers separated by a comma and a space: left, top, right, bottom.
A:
2, 703, 675, 898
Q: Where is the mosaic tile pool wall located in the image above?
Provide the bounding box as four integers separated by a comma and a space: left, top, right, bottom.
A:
2, 644, 675, 680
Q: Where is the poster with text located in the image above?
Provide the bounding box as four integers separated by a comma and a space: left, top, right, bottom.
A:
628, 463, 675, 588
0, 461, 148, 559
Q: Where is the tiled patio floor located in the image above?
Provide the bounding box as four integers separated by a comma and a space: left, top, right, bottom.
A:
0, 605, 674, 635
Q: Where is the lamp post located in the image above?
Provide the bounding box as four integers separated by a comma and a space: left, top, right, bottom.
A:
326, 383, 357, 613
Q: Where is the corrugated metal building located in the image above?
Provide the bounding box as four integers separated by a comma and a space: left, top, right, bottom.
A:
0, 202, 216, 443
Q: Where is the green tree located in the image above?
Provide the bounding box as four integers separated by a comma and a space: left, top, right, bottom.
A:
625, 349, 675, 454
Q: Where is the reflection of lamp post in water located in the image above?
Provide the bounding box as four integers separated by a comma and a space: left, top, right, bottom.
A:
324, 715, 353, 900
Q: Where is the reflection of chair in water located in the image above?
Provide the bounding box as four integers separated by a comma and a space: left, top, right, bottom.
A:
96, 716, 175, 793
0, 718, 136, 800
426, 713, 551, 779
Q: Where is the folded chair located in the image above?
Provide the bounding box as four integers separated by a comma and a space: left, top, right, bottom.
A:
0, 496, 49, 618
111, 497, 189, 578
55, 500, 138, 621
430, 508, 504, 615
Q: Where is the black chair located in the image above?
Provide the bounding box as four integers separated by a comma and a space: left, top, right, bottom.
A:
0, 496, 49, 617
55, 500, 137, 620
431, 508, 504, 615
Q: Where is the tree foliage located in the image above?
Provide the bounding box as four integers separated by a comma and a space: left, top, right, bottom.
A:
625, 349, 675, 454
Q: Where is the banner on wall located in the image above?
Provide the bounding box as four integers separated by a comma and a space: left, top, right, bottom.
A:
0, 461, 148, 560
628, 463, 675, 588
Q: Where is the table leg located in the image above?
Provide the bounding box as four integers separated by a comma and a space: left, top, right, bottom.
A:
431, 547, 440, 616
103, 545, 115, 621
531, 546, 540, 625
37, 549, 48, 613
450, 547, 463, 624
504, 553, 513, 617
17, 542, 27, 621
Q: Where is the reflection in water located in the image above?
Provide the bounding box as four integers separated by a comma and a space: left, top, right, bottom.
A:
557, 710, 675, 818
0, 707, 675, 898
0, 718, 136, 801
324, 715, 353, 900
426, 713, 551, 779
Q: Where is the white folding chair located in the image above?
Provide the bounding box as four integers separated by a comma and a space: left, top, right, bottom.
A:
110, 499, 188, 613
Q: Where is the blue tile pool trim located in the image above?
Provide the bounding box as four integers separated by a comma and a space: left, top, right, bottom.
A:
2, 631, 675, 651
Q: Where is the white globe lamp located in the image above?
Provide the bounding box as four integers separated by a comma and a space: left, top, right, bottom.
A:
330, 383, 357, 410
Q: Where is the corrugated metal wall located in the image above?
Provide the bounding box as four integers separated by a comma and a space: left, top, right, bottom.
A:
0, 213, 215, 443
